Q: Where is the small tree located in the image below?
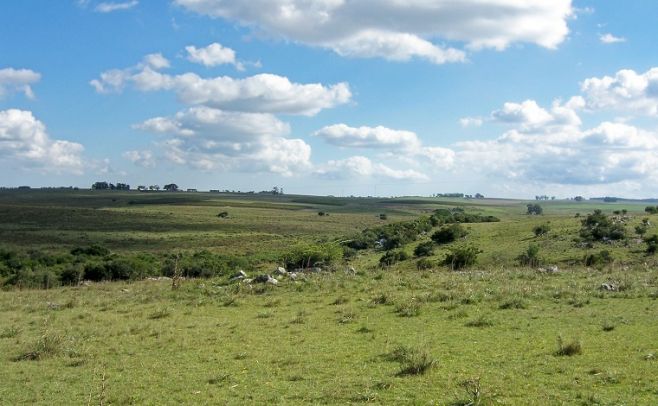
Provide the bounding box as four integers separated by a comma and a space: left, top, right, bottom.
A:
533, 223, 551, 237
580, 209, 625, 242
527, 204, 543, 215
645, 235, 658, 255
379, 250, 409, 267
443, 245, 480, 270
413, 241, 434, 257
431, 224, 467, 244
635, 224, 648, 236
584, 250, 614, 268
517, 244, 541, 267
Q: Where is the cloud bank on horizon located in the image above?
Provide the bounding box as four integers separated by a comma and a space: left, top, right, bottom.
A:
2, 0, 658, 198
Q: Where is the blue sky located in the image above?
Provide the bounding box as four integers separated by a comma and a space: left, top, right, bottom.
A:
2, 0, 658, 198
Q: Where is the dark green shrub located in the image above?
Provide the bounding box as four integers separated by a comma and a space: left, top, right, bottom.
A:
284, 243, 342, 270
636, 224, 648, 236
444, 246, 480, 270
646, 235, 658, 255
580, 210, 625, 242
431, 208, 499, 224
346, 217, 432, 251
70, 244, 110, 257
413, 241, 434, 257
379, 250, 409, 267
533, 223, 551, 237
5, 268, 60, 289
342, 246, 357, 260
584, 250, 614, 267
517, 244, 541, 267
645, 206, 658, 214
59, 266, 83, 285
527, 204, 543, 215
416, 258, 434, 270
431, 224, 467, 244
83, 263, 110, 282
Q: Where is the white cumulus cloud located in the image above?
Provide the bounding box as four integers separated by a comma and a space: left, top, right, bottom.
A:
314, 124, 421, 151
92, 55, 351, 115
186, 42, 243, 69
174, 0, 573, 64
599, 33, 626, 44
134, 106, 310, 176
122, 150, 156, 168
315, 156, 429, 182
0, 68, 41, 99
581, 67, 658, 115
0, 109, 85, 174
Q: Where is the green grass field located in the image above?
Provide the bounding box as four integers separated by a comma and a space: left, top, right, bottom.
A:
1, 190, 657, 404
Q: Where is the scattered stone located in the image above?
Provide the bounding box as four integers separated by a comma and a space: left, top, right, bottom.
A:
230, 270, 248, 282
47, 302, 61, 310
242, 278, 253, 284
80, 281, 92, 287
600, 282, 618, 292
538, 265, 559, 274
289, 272, 298, 280
276, 267, 288, 275
345, 266, 356, 275
121, 288, 130, 293
252, 274, 278, 285
312, 267, 323, 273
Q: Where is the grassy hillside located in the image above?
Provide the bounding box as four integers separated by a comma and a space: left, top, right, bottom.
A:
1, 190, 657, 404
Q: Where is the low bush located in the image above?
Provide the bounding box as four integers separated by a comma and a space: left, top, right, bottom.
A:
346, 217, 433, 250
395, 299, 421, 317
517, 244, 541, 267
444, 245, 480, 270
584, 250, 614, 267
431, 224, 467, 244
283, 243, 342, 270
646, 235, 658, 255
430, 208, 500, 226
386, 345, 436, 376
70, 244, 110, 257
555, 336, 582, 356
580, 210, 626, 242
379, 250, 409, 267
533, 223, 551, 237
416, 258, 434, 270
413, 241, 434, 257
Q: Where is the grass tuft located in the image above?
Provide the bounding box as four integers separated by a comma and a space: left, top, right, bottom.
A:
395, 299, 421, 317
465, 315, 494, 328
148, 308, 171, 319
0, 326, 20, 339
555, 336, 582, 356
385, 345, 436, 376
498, 297, 527, 310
